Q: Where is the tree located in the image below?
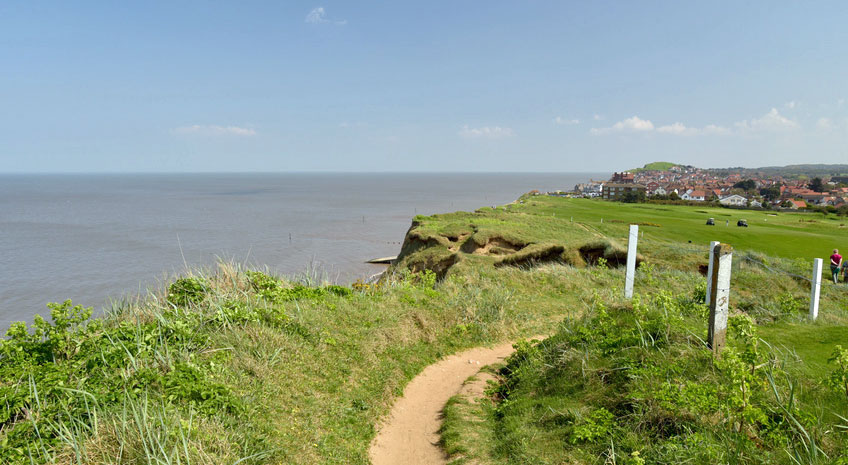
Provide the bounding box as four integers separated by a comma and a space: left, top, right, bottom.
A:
621, 190, 646, 203
809, 177, 825, 192
733, 179, 757, 191
669, 191, 681, 201
759, 186, 781, 201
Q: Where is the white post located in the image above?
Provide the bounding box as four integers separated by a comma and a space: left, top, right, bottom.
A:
624, 224, 639, 299
705, 240, 720, 304
708, 243, 733, 354
810, 258, 822, 320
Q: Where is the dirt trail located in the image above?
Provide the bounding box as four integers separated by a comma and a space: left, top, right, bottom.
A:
368, 340, 527, 465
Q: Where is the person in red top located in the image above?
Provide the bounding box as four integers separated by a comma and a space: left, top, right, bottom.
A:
830, 249, 843, 283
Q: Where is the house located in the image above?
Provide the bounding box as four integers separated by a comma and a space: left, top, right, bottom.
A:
786, 199, 806, 209
611, 172, 635, 183
749, 199, 762, 208
719, 194, 747, 206
798, 192, 828, 205
645, 181, 668, 196
680, 189, 706, 202
602, 183, 646, 201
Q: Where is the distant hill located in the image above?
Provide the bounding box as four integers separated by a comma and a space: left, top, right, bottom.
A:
629, 161, 682, 172
628, 162, 848, 179
706, 164, 848, 179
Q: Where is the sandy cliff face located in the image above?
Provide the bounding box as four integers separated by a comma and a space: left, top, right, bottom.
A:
392, 218, 642, 280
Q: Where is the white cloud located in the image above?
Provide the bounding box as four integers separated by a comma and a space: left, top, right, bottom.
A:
816, 117, 833, 130
593, 114, 603, 121
553, 116, 580, 125
305, 7, 346, 25
591, 115, 654, 134
701, 124, 732, 135
784, 101, 797, 109
656, 122, 731, 136
656, 122, 687, 135
590, 107, 800, 136
459, 125, 515, 139
172, 125, 257, 136
339, 121, 368, 128
734, 108, 799, 132
592, 116, 731, 136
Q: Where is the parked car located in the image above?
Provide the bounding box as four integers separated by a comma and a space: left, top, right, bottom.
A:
737, 219, 748, 227
706, 218, 715, 225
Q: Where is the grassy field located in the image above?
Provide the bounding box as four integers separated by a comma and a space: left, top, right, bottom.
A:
511, 197, 845, 259
2, 197, 847, 464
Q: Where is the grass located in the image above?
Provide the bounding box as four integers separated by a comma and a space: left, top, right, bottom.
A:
438, 258, 848, 465
2, 196, 847, 464
630, 161, 679, 172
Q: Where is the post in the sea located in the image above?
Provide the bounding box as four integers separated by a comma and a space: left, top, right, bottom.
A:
707, 243, 733, 354
624, 224, 638, 299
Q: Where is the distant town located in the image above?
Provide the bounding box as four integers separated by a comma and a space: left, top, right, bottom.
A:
562, 163, 848, 212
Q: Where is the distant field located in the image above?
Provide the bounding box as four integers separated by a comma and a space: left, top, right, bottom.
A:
509, 197, 846, 260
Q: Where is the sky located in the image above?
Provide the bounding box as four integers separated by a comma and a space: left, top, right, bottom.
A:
2, 1, 847, 173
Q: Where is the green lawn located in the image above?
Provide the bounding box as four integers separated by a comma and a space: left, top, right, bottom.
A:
509, 197, 845, 260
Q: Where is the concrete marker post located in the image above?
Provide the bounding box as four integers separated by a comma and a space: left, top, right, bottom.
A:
810, 258, 822, 320
705, 240, 720, 304
624, 224, 639, 299
708, 243, 733, 355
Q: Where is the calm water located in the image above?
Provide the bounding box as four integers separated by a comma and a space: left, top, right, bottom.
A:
0, 173, 602, 329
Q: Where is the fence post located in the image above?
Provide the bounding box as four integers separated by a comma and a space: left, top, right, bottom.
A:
624, 224, 639, 299
708, 243, 733, 354
810, 258, 822, 320
705, 240, 720, 304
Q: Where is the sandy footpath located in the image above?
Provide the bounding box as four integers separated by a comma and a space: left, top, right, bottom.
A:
369, 339, 535, 465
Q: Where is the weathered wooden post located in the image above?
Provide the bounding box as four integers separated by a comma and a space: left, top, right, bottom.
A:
704, 240, 720, 304
624, 224, 639, 299
708, 243, 733, 354
810, 258, 822, 320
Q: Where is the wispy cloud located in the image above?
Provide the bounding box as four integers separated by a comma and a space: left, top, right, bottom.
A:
816, 117, 833, 130
593, 114, 604, 121
553, 116, 580, 125
783, 100, 797, 110
591, 108, 799, 136
172, 125, 257, 136
655, 122, 731, 136
734, 108, 798, 132
459, 125, 515, 139
590, 116, 654, 135
305, 7, 346, 25
339, 121, 368, 128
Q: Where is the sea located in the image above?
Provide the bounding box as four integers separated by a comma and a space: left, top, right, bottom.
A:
0, 172, 604, 330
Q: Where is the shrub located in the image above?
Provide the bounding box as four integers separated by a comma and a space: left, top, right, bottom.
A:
167, 277, 208, 306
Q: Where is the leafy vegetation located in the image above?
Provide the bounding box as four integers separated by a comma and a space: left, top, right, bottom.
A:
3, 197, 847, 464
442, 272, 848, 464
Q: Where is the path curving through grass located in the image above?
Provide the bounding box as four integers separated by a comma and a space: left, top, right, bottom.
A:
369, 338, 540, 465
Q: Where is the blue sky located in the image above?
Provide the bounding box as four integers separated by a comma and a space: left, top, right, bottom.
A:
2, 1, 847, 173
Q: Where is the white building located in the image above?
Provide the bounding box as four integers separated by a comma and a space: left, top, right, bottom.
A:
681, 189, 706, 202
719, 194, 747, 206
